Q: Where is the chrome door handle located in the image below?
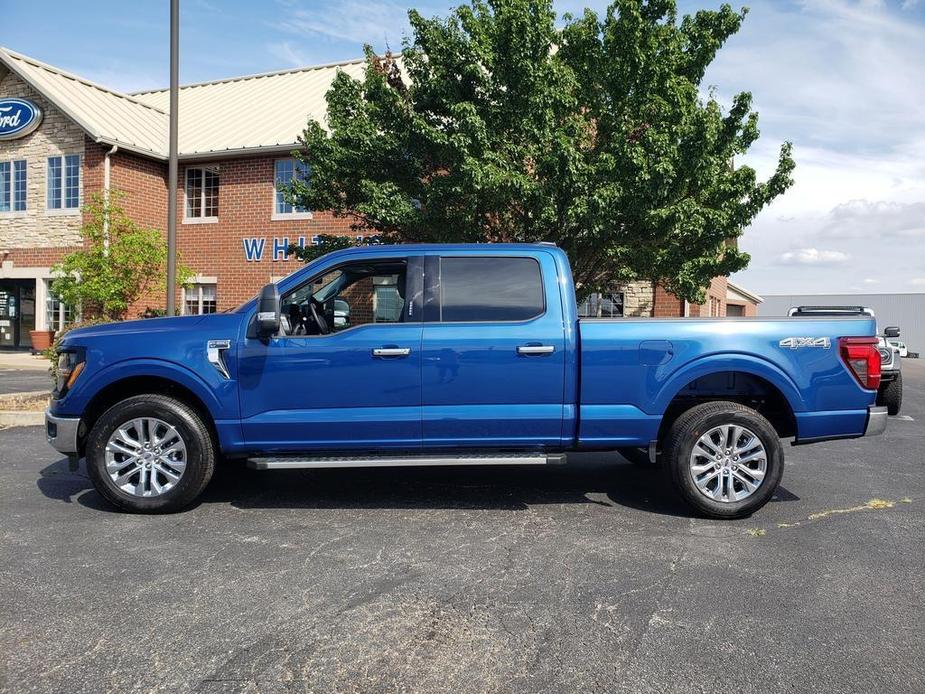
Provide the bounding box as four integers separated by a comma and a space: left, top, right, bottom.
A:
372, 347, 411, 358
517, 344, 555, 355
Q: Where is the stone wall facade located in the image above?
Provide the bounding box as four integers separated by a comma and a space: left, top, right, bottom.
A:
0, 71, 85, 249
619, 281, 654, 317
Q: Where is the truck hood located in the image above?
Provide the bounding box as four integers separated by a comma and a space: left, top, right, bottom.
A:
62, 315, 208, 342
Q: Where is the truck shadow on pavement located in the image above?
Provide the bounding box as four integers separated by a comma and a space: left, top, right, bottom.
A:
36, 451, 799, 519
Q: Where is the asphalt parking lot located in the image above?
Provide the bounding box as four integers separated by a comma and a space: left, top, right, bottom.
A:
0, 367, 48, 396
1, 362, 923, 694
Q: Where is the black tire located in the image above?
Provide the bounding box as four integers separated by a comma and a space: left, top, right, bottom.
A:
663, 401, 784, 520
878, 373, 903, 416
85, 394, 216, 513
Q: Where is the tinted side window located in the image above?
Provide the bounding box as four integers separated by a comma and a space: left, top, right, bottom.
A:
440, 257, 544, 322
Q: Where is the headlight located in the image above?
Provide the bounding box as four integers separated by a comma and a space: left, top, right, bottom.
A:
55, 349, 85, 398
877, 347, 891, 364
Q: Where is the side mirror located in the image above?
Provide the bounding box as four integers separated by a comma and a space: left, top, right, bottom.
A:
256, 283, 280, 337
884, 326, 900, 338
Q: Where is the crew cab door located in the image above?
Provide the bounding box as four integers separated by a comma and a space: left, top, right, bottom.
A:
421, 251, 566, 447
238, 255, 424, 450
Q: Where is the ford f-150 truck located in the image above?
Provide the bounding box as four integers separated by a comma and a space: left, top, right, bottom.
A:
45, 244, 887, 518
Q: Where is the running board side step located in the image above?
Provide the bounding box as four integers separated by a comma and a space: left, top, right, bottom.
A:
247, 453, 567, 470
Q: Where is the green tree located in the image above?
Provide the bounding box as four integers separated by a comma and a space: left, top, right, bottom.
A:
286, 234, 381, 264
50, 192, 192, 320
289, 0, 794, 302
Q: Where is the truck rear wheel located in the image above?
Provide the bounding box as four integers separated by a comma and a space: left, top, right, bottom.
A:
663, 401, 783, 519
85, 394, 216, 513
877, 372, 902, 416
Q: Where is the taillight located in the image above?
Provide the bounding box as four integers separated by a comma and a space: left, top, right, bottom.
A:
839, 337, 881, 390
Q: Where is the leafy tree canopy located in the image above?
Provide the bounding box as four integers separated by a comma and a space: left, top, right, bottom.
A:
289, 0, 794, 302
286, 234, 381, 264
50, 192, 192, 320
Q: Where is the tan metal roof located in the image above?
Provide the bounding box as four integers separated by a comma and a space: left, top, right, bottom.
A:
132, 59, 367, 158
727, 280, 764, 304
1, 46, 371, 160
0, 46, 168, 157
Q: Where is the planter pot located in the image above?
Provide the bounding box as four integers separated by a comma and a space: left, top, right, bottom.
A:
29, 329, 56, 352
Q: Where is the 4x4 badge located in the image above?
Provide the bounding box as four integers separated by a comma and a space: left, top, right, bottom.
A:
779, 337, 831, 349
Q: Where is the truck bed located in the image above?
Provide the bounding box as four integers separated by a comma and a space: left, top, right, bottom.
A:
575, 316, 878, 447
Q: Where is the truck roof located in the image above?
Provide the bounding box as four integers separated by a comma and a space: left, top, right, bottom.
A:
339, 242, 558, 253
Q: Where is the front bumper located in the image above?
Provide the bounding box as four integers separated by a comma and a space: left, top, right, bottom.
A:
864, 406, 888, 437
45, 409, 81, 455
880, 370, 899, 384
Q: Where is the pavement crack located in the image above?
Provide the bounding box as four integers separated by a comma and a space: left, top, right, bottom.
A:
618, 548, 686, 671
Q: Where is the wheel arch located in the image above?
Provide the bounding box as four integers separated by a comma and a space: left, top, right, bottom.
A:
655, 359, 802, 444
78, 373, 219, 456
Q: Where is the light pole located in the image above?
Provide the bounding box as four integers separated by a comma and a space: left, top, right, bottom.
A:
166, 0, 179, 315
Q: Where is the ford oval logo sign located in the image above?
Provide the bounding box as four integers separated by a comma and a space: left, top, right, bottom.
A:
0, 98, 43, 140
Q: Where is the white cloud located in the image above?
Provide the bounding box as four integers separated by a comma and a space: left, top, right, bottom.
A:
863, 278, 880, 284
271, 0, 424, 49
820, 200, 925, 239
710, 1, 925, 293
777, 248, 850, 265
268, 41, 310, 67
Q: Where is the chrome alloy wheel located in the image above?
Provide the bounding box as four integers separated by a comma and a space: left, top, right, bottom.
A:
104, 418, 188, 497
689, 424, 767, 503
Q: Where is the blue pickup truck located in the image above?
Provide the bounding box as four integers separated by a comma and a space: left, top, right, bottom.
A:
46, 244, 887, 518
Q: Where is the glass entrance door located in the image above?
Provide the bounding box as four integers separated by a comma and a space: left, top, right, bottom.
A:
0, 281, 38, 349
0, 285, 17, 348
18, 284, 35, 348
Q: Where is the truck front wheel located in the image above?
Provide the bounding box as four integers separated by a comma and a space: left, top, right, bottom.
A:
85, 394, 216, 513
663, 401, 784, 519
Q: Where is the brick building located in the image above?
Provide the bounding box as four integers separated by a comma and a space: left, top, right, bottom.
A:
0, 46, 757, 350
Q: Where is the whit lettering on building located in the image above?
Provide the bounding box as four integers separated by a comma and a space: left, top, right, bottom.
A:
242, 236, 311, 262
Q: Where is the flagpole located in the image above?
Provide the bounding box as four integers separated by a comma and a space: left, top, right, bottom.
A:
166, 0, 179, 315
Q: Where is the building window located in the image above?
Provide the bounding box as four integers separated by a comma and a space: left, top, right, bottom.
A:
273, 158, 310, 217
185, 168, 219, 220
577, 293, 624, 318
726, 304, 744, 317
45, 285, 76, 332
0, 160, 27, 212
372, 276, 403, 322
183, 284, 217, 315
47, 154, 80, 210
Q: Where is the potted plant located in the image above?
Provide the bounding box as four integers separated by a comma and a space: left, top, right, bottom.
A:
29, 328, 56, 352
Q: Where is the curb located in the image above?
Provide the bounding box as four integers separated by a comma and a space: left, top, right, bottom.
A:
0, 411, 44, 428
0, 390, 50, 399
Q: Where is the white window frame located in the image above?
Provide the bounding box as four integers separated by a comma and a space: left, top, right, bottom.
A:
183, 167, 219, 224
181, 282, 218, 315
0, 158, 27, 216
46, 153, 81, 215
271, 158, 312, 221
44, 281, 78, 332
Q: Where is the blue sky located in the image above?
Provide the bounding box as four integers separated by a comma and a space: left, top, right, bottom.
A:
2, 0, 924, 294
